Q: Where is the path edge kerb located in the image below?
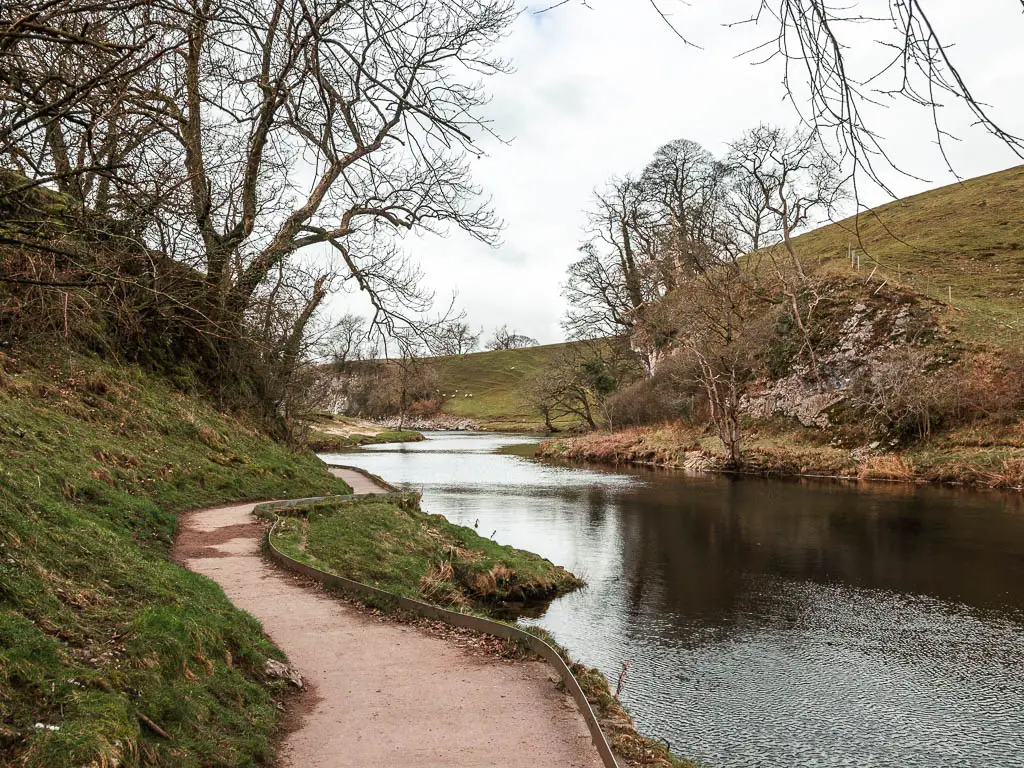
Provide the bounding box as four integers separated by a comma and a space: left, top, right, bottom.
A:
254, 492, 621, 768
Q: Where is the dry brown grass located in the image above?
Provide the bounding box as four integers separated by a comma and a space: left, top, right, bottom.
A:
977, 459, 1024, 489
858, 455, 917, 481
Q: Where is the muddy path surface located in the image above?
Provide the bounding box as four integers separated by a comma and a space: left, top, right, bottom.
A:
174, 468, 602, 768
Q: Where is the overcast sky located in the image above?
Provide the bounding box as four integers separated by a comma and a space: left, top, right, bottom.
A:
326, 0, 1024, 347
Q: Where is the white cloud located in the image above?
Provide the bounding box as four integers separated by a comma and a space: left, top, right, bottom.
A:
325, 0, 1024, 346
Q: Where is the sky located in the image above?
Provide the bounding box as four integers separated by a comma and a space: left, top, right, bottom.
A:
325, 0, 1024, 347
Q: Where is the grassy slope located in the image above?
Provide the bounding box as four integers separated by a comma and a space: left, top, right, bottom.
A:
271, 495, 582, 610
0, 351, 348, 767
429, 342, 578, 430
793, 164, 1024, 346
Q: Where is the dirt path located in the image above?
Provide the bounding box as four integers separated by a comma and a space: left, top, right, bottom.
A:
175, 475, 603, 768
328, 466, 389, 494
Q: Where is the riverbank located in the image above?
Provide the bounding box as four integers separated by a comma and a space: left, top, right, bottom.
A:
306, 414, 425, 451
538, 420, 1024, 490
177, 490, 603, 768
269, 491, 584, 612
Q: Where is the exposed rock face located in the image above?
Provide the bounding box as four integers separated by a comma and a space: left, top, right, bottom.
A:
742, 287, 943, 428
378, 414, 480, 431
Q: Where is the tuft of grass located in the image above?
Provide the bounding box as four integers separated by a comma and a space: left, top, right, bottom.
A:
0, 350, 349, 767
858, 454, 916, 481
270, 495, 583, 612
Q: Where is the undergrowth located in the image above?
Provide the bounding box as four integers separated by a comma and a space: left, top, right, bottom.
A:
0, 350, 348, 767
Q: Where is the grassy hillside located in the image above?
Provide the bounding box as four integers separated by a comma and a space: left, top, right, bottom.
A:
430, 342, 578, 430
794, 164, 1024, 346
0, 351, 348, 767
427, 166, 1024, 433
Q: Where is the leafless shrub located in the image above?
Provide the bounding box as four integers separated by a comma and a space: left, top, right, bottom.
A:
845, 348, 946, 441
431, 321, 481, 356
525, 346, 620, 431
345, 359, 439, 423
662, 261, 768, 467
945, 351, 1024, 426
604, 377, 687, 429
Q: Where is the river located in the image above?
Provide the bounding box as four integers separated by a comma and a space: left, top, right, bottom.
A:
320, 431, 1024, 767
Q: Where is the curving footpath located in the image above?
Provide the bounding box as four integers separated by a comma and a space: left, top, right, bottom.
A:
174, 467, 604, 768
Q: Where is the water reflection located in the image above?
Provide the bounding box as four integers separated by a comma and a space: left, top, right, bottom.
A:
322, 433, 1024, 767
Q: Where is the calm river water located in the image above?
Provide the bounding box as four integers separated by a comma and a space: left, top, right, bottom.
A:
321, 432, 1024, 767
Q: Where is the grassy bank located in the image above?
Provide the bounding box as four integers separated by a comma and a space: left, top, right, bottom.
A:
540, 420, 1024, 490
306, 428, 424, 453
270, 494, 583, 611
0, 351, 348, 767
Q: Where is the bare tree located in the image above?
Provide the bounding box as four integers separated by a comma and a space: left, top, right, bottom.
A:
665, 260, 764, 468
640, 138, 727, 280
551, 2, 1024, 190
0, 0, 171, 201
432, 321, 480, 356
327, 314, 370, 372
563, 175, 665, 371
2, 0, 516, 423
726, 125, 845, 381
486, 324, 538, 350
564, 139, 729, 374
742, 1, 1024, 189
721, 171, 777, 256
525, 347, 615, 431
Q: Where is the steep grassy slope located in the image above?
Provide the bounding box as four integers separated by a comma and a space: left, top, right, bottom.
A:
794, 164, 1024, 345
430, 342, 577, 430
0, 351, 348, 767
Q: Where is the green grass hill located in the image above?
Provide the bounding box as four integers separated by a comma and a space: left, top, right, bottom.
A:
794, 164, 1024, 345
429, 342, 578, 431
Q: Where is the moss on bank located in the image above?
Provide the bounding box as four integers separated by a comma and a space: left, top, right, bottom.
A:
0, 351, 348, 767
270, 494, 583, 611
539, 419, 1024, 490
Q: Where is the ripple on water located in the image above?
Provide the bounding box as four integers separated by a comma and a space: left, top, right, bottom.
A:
580, 578, 1024, 768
